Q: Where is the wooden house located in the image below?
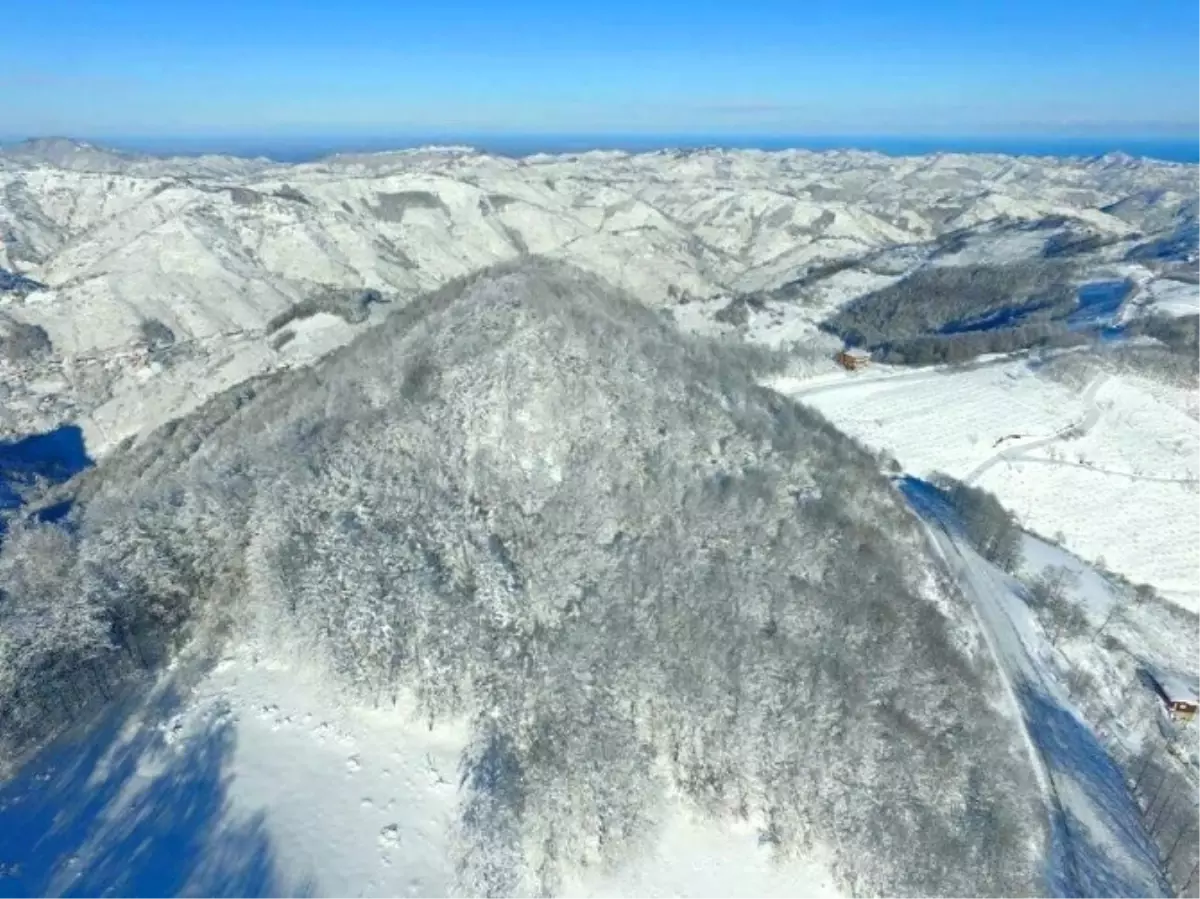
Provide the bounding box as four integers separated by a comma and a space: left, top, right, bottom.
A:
1149, 672, 1198, 723
835, 348, 872, 371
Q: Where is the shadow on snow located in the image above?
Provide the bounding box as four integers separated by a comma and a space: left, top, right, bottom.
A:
0, 425, 93, 541
896, 475, 1168, 898
0, 679, 310, 898
1017, 684, 1167, 898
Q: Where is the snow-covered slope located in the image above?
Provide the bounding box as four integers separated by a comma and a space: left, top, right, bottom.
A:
0, 647, 844, 898
0, 139, 1195, 448
0, 261, 1051, 897
0, 138, 1195, 897
900, 479, 1170, 897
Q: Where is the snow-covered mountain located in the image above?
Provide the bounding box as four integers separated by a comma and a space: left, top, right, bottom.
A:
0, 138, 1195, 450
0, 262, 1051, 896
0, 140, 1196, 898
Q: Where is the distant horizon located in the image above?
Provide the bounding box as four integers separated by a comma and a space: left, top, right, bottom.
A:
6, 0, 1196, 148
3, 132, 1198, 164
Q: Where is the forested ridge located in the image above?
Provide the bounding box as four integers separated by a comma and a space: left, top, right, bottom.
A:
1, 261, 1048, 896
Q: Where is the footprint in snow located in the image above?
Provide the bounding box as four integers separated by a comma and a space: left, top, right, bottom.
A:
378, 824, 401, 851
347, 755, 361, 773
161, 717, 185, 745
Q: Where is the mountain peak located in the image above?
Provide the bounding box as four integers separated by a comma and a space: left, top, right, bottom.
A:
66, 259, 1048, 897
0, 137, 139, 172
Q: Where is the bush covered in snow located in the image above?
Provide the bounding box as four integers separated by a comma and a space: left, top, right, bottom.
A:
0, 314, 53, 363
1023, 565, 1090, 645
1124, 313, 1200, 376
138, 317, 176, 350
0, 261, 1049, 896
266, 285, 390, 333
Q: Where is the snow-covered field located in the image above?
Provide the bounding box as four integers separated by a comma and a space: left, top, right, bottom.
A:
772, 356, 1200, 612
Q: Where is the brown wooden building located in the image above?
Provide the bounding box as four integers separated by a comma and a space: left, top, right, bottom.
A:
835, 348, 872, 371
1152, 673, 1198, 723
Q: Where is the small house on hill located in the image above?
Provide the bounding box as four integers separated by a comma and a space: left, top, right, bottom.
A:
1147, 672, 1198, 723
836, 348, 872, 371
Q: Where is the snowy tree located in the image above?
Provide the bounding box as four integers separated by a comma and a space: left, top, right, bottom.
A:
1026, 565, 1088, 645
0, 523, 110, 761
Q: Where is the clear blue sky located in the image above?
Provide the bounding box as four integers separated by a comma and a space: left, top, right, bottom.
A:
1, 0, 1197, 139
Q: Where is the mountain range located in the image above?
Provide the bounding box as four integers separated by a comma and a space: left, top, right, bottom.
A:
0, 137, 1196, 898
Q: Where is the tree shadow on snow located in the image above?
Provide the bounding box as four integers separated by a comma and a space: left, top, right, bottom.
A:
1016, 683, 1169, 898
0, 678, 311, 898
897, 476, 1169, 897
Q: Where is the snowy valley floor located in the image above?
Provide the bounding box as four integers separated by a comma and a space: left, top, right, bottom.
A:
769, 352, 1200, 612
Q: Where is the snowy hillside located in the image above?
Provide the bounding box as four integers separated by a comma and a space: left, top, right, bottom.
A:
0, 646, 844, 898
1, 262, 1051, 896
0, 138, 1195, 451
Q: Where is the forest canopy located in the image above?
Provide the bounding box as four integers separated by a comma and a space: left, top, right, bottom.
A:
0, 261, 1049, 896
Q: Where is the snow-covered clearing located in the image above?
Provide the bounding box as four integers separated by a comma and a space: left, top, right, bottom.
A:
900, 479, 1170, 898
771, 356, 1200, 612
0, 644, 842, 898
1120, 278, 1200, 322
975, 372, 1200, 610
560, 814, 839, 898
0, 648, 459, 897
774, 357, 1094, 477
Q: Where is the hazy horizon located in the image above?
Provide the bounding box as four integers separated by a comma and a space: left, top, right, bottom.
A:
3, 132, 1198, 164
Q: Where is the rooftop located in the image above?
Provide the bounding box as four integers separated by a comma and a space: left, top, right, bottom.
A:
1154, 671, 1199, 704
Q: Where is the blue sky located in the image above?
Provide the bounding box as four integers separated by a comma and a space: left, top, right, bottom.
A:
1, 0, 1197, 139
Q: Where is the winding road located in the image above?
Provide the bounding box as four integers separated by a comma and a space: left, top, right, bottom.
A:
964, 374, 1110, 485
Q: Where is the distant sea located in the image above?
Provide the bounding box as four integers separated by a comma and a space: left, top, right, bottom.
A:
114, 134, 1200, 164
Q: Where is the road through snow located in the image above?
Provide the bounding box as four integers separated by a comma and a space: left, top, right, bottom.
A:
900, 478, 1169, 898
963, 375, 1109, 485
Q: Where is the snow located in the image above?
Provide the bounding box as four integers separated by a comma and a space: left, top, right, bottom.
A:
772, 356, 1200, 612
0, 644, 844, 898
80, 336, 276, 457
774, 357, 1090, 478
1121, 277, 1200, 322
1, 141, 1197, 896
175, 650, 466, 898
1020, 534, 1123, 619
2, 142, 1196, 459
1153, 673, 1199, 705
977, 375, 1200, 611
900, 478, 1169, 897
929, 225, 1054, 267
560, 814, 840, 899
